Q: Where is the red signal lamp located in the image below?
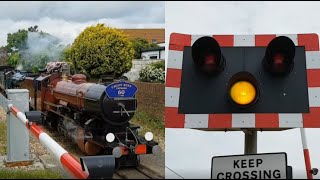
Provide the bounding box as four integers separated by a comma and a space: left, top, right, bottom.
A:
263, 36, 296, 76
192, 36, 225, 75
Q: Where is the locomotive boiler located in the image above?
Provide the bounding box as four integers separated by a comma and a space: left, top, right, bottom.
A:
0, 62, 161, 168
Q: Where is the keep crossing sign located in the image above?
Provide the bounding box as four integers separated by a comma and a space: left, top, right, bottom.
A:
211, 153, 287, 179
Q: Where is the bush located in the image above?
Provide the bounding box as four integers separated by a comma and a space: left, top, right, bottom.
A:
150, 60, 165, 70
131, 38, 159, 59
66, 24, 134, 78
139, 61, 165, 83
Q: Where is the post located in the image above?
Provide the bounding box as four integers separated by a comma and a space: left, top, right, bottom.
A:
5, 89, 31, 163
244, 130, 257, 155
300, 128, 313, 179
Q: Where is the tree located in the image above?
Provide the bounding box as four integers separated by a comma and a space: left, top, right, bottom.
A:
6, 29, 28, 53
131, 38, 159, 59
6, 25, 65, 71
28, 25, 38, 32
62, 45, 76, 74
67, 23, 134, 78
7, 52, 20, 67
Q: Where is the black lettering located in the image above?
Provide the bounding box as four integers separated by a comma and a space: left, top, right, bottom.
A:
259, 170, 262, 179
234, 160, 240, 168
243, 171, 249, 179
264, 170, 271, 179
249, 159, 254, 168
233, 172, 241, 179
217, 172, 224, 179
241, 159, 247, 168
226, 172, 232, 179
251, 171, 258, 179
273, 170, 281, 179
257, 159, 263, 167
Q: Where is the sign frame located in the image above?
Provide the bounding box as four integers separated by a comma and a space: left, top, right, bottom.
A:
210, 152, 288, 179
165, 33, 320, 129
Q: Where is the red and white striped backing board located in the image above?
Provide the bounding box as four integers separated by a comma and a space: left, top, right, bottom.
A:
166, 33, 320, 129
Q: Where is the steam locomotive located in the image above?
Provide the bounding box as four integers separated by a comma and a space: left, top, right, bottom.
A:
0, 62, 161, 168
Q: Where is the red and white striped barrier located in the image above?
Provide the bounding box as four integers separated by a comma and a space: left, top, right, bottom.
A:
300, 128, 313, 179
8, 103, 89, 179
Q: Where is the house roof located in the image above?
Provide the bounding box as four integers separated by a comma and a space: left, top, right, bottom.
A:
119, 28, 165, 43
141, 46, 165, 52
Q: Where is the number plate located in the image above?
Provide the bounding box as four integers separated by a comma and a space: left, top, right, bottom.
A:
105, 79, 138, 98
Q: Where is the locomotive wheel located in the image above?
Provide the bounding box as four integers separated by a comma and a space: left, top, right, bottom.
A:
45, 112, 59, 130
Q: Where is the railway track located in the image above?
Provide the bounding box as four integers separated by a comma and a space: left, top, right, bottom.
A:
114, 165, 164, 179
39, 125, 164, 179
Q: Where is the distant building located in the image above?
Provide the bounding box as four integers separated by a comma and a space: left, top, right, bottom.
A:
119, 28, 165, 44
141, 46, 165, 60
156, 42, 165, 47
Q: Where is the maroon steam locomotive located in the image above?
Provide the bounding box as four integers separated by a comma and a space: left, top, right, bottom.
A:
0, 62, 161, 168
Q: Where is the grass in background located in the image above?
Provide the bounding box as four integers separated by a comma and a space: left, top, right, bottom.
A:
0, 169, 62, 179
131, 109, 164, 142
0, 120, 6, 155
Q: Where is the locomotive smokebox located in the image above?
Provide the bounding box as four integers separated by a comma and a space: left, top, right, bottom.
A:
100, 93, 137, 126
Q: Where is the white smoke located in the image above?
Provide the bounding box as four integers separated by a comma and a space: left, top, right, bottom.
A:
18, 31, 67, 71
16, 64, 23, 70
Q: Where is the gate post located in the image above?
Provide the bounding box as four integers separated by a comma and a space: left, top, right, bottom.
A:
5, 89, 31, 163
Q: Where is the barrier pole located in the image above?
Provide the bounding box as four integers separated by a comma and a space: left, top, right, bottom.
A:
300, 128, 313, 179
8, 103, 89, 179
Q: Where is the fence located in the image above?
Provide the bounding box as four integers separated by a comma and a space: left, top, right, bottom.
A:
134, 81, 164, 121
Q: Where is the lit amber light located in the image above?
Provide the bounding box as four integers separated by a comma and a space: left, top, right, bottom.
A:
230, 81, 256, 105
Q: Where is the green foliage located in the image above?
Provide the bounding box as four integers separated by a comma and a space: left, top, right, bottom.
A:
7, 52, 21, 67
6, 29, 28, 53
139, 61, 165, 83
132, 110, 164, 141
150, 60, 165, 70
28, 25, 38, 32
0, 121, 6, 155
62, 45, 76, 74
131, 38, 159, 59
67, 23, 134, 78
6, 26, 65, 72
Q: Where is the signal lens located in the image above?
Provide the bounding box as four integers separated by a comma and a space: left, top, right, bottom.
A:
263, 36, 295, 75
192, 36, 225, 75
230, 81, 256, 105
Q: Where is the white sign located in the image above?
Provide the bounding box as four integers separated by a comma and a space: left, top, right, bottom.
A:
211, 153, 287, 179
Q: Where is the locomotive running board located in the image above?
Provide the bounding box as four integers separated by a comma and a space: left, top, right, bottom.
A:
80, 155, 116, 179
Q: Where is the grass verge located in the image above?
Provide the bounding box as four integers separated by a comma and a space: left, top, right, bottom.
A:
131, 109, 164, 146
0, 120, 6, 155
0, 169, 62, 179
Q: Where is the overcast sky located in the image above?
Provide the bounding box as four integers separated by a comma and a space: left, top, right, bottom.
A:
0, 1, 164, 46
165, 1, 320, 179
